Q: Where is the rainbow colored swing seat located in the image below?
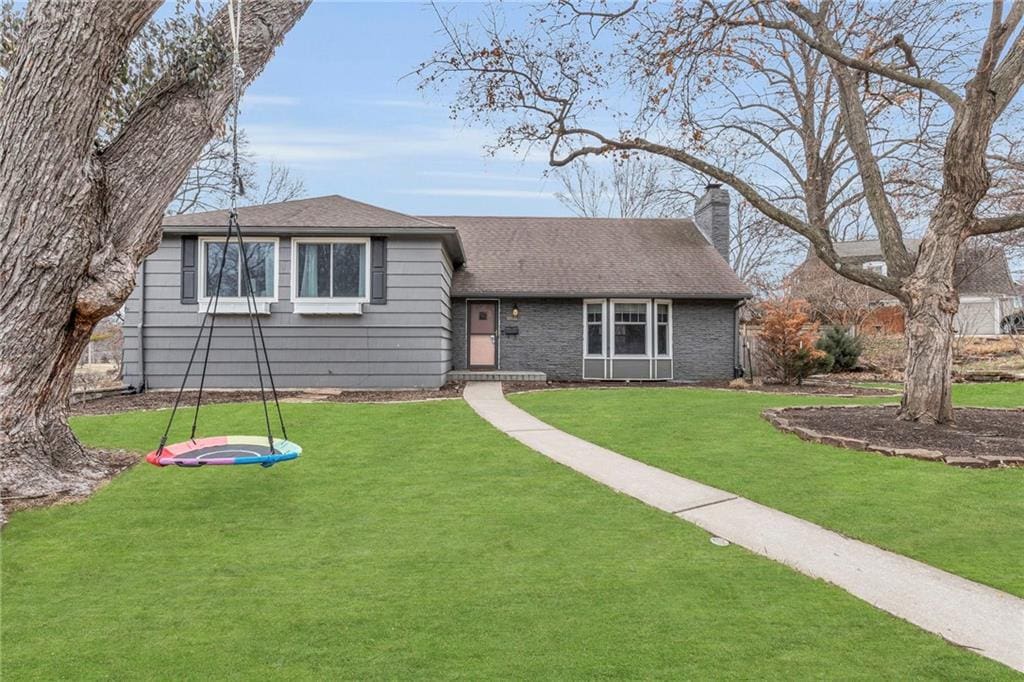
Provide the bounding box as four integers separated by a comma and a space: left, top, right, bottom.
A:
146, 436, 301, 468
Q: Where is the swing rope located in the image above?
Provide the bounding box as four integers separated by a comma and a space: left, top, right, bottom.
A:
156, 0, 287, 458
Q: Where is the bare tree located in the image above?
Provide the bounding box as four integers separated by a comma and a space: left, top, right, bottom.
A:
0, 1, 309, 502
555, 155, 666, 218
789, 260, 881, 331
419, 0, 1024, 423
248, 161, 305, 206
170, 133, 306, 215
555, 156, 799, 297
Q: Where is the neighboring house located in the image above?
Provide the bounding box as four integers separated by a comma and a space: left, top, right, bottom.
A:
123, 186, 750, 390
791, 239, 1019, 336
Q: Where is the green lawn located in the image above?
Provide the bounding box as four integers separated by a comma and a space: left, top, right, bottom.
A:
854, 381, 1024, 405
510, 384, 1024, 597
2, 401, 1014, 679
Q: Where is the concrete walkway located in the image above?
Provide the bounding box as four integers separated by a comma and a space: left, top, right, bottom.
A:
463, 382, 1024, 672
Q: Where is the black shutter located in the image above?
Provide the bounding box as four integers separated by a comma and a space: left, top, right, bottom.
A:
370, 237, 387, 304
180, 236, 198, 304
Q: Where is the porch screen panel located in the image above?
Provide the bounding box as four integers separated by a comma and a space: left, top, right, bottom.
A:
586, 303, 603, 355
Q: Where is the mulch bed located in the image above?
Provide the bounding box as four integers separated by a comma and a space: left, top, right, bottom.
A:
502, 379, 896, 397
71, 384, 466, 416
764, 405, 1024, 468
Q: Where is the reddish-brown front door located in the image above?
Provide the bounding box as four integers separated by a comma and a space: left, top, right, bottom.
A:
468, 301, 497, 369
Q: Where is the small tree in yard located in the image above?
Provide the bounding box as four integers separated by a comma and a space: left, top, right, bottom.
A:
758, 301, 831, 385
0, 1, 310, 504
817, 327, 863, 372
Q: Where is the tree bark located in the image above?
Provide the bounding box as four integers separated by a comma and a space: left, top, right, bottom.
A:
900, 286, 957, 424
0, 0, 309, 506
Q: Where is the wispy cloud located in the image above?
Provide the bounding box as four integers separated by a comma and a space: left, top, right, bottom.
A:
418, 170, 545, 183
398, 188, 558, 200
245, 124, 549, 166
244, 94, 300, 107
356, 98, 435, 110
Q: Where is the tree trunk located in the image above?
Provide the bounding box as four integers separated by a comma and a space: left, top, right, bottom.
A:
0, 258, 121, 500
900, 287, 957, 424
898, 208, 963, 425
0, 1, 310, 508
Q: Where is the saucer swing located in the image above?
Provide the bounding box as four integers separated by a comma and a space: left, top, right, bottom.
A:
146, 0, 298, 469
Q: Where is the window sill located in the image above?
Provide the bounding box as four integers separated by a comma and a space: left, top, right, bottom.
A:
293, 300, 364, 315
199, 300, 273, 315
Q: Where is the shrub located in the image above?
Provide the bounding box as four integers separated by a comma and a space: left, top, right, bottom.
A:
756, 299, 830, 384
816, 326, 862, 371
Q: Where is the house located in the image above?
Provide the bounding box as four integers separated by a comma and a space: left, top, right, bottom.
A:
122, 186, 750, 390
790, 239, 1020, 336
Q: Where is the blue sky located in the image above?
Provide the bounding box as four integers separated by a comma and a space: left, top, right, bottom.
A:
239, 1, 567, 217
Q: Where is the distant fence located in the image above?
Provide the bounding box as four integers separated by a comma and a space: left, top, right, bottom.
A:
740, 331, 760, 379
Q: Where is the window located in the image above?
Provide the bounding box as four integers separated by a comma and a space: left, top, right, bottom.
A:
586, 302, 604, 356
614, 302, 647, 355
294, 239, 368, 300
201, 238, 276, 300
656, 302, 670, 356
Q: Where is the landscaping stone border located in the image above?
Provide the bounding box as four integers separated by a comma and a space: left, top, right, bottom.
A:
762, 404, 1024, 469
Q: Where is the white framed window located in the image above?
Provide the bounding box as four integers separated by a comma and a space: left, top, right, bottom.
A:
863, 260, 886, 276
198, 237, 278, 313
655, 300, 672, 357
611, 300, 650, 357
291, 237, 370, 314
583, 299, 606, 357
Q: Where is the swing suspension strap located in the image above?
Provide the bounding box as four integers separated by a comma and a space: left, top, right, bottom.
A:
157, 0, 287, 455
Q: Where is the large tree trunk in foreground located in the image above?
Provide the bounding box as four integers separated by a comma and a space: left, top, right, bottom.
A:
0, 1, 309, 507
1, 323, 107, 500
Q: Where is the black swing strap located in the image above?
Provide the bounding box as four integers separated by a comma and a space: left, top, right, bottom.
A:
156, 0, 287, 455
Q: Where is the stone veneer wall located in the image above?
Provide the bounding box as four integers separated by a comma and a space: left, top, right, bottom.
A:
452, 297, 739, 382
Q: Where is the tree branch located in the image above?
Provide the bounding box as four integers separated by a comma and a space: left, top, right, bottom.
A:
989, 1, 1024, 115
77, 0, 310, 317
712, 1, 964, 109
549, 127, 903, 297
795, 7, 913, 278
972, 212, 1024, 235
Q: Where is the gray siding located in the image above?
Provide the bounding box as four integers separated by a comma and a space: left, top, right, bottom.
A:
124, 235, 453, 390
451, 297, 738, 382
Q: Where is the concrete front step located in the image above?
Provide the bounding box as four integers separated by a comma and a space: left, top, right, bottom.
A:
448, 370, 547, 382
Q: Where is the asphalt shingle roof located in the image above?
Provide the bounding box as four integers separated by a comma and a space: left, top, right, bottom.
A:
163, 195, 750, 299
423, 215, 750, 299
163, 195, 448, 229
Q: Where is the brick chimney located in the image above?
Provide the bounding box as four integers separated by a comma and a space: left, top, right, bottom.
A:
694, 183, 731, 265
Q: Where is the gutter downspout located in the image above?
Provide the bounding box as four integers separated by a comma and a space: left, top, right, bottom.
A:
733, 299, 745, 378
138, 259, 146, 392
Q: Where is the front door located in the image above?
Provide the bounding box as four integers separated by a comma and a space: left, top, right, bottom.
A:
468, 301, 498, 369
